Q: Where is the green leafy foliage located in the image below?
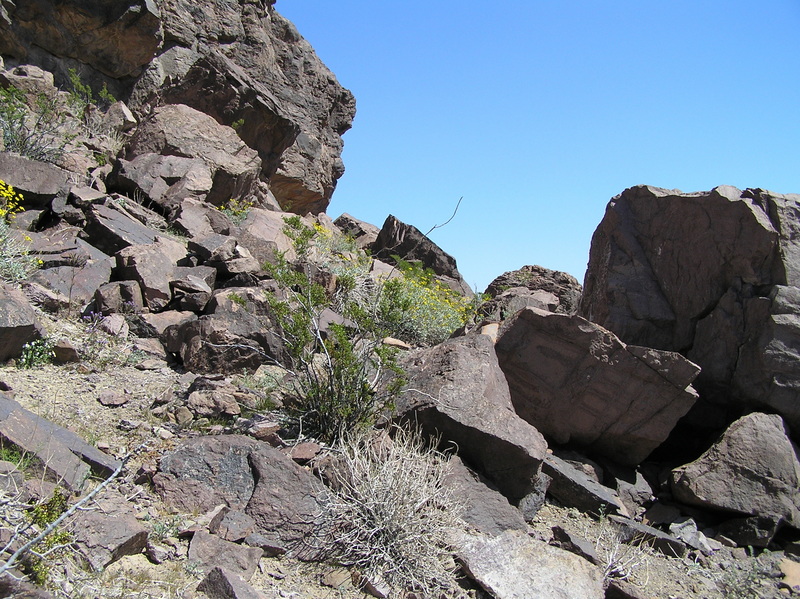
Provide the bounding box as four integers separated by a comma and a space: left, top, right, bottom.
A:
0, 86, 73, 163
67, 68, 116, 111
18, 338, 55, 369
0, 180, 42, 282
217, 197, 254, 225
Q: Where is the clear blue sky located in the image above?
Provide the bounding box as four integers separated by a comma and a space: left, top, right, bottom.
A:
277, 1, 800, 292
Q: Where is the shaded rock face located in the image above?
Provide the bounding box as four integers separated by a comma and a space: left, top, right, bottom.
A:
580, 185, 800, 432
671, 412, 800, 528
495, 307, 699, 465
0, 0, 354, 215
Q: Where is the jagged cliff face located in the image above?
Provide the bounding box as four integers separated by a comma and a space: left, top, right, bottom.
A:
0, 0, 355, 215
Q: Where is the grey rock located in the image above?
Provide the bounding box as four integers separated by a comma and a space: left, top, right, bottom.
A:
28, 258, 114, 309
0, 152, 71, 208
456, 529, 605, 599
715, 515, 781, 548
608, 515, 687, 558
197, 566, 271, 599
542, 454, 628, 517
483, 264, 583, 319
209, 508, 256, 543
550, 525, 599, 565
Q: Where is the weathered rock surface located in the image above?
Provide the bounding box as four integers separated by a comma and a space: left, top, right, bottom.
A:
197, 566, 271, 599
482, 264, 582, 320
580, 185, 800, 433
188, 531, 262, 581
495, 307, 699, 465
542, 454, 628, 517
68, 489, 148, 571
456, 529, 605, 599
396, 334, 548, 502
443, 456, 528, 536
671, 412, 800, 527
0, 282, 43, 362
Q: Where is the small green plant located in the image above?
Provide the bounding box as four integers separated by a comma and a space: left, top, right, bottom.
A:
231, 117, 245, 132
25, 488, 73, 586
217, 197, 254, 225
228, 291, 248, 308
0, 180, 42, 282
18, 338, 55, 369
67, 68, 116, 112
0, 440, 32, 472
0, 86, 73, 163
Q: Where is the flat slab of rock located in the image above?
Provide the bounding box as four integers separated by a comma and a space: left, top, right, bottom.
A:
608, 515, 687, 558
397, 334, 547, 502
495, 307, 699, 465
0, 394, 121, 492
456, 529, 605, 599
198, 566, 274, 599
671, 412, 800, 527
68, 489, 148, 571
543, 454, 628, 517
188, 531, 262, 581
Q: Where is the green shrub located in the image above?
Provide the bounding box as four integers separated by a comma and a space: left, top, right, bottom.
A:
0, 180, 42, 282
0, 86, 72, 163
378, 258, 478, 346
264, 219, 405, 443
67, 68, 116, 112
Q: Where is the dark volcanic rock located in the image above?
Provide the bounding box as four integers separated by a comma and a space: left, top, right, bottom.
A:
0, 282, 43, 362
580, 185, 800, 433
495, 307, 699, 465
396, 333, 547, 502
482, 264, 582, 319
371, 214, 472, 296
671, 412, 800, 527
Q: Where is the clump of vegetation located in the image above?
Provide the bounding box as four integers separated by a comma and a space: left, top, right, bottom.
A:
217, 197, 254, 225
0, 179, 42, 282
18, 338, 55, 369
379, 257, 478, 346
265, 226, 405, 442
311, 427, 465, 598
0, 86, 73, 163
23, 488, 73, 586
66, 68, 116, 113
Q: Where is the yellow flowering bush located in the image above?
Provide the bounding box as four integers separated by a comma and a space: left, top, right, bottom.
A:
0, 179, 41, 282
217, 197, 254, 225
379, 259, 476, 346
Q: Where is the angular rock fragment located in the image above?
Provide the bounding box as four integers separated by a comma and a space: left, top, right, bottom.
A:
0, 282, 43, 362
542, 454, 628, 517
456, 529, 605, 599
188, 531, 262, 581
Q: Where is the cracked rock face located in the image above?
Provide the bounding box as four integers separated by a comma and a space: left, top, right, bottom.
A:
580, 185, 800, 433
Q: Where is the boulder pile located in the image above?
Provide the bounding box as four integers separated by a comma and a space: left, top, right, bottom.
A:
0, 1, 798, 598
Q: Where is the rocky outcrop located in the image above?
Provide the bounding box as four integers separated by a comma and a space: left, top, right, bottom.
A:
495, 307, 699, 465
371, 214, 473, 295
482, 264, 582, 320
580, 185, 800, 432
0, 0, 355, 215
671, 412, 800, 528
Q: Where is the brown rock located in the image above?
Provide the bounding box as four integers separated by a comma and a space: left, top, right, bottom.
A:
28, 258, 114, 309
188, 531, 262, 581
244, 444, 324, 549
483, 264, 583, 319
671, 412, 800, 527
125, 104, 261, 206
0, 152, 71, 208
93, 280, 145, 315
197, 566, 269, 599
443, 456, 528, 536
68, 489, 148, 571
114, 238, 187, 310
209, 507, 256, 543
97, 389, 128, 407
187, 389, 241, 418
396, 334, 547, 502
495, 307, 699, 465
542, 454, 628, 517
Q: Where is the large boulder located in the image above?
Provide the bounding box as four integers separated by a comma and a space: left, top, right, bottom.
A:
580, 185, 800, 432
482, 264, 582, 320
495, 307, 699, 465
396, 333, 548, 502
123, 104, 261, 207
671, 412, 800, 528
0, 0, 161, 79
